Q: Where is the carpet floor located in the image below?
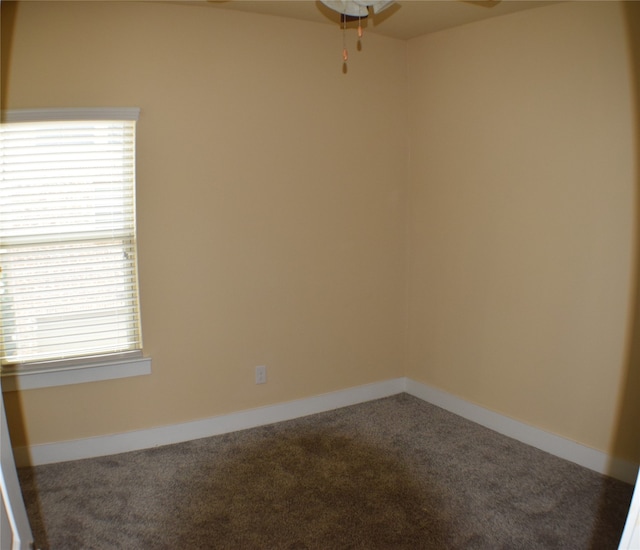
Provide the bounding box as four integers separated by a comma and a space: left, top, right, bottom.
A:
18, 393, 634, 549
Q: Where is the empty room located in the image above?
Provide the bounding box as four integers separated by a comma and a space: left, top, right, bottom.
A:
1, 0, 639, 548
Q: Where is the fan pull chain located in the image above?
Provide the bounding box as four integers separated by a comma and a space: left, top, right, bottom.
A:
342, 15, 348, 63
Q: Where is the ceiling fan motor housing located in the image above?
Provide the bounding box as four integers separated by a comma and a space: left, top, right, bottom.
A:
321, 1, 396, 18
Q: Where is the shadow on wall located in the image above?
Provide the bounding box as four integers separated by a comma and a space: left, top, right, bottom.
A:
612, 2, 640, 474
0, 2, 49, 535
0, 1, 18, 111
0, 2, 44, 541
588, 5, 640, 547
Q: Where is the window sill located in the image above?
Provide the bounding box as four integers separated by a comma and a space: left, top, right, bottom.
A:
1, 356, 152, 392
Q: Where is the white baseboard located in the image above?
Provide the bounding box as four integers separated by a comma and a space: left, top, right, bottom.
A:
12, 378, 405, 468
13, 376, 638, 484
404, 378, 639, 485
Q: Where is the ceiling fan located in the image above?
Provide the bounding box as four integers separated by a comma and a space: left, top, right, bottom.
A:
319, 0, 499, 67
319, 0, 396, 20
319, 0, 500, 20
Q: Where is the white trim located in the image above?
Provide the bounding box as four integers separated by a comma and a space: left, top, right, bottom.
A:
1, 395, 33, 549
1, 107, 140, 122
1, 356, 152, 392
619, 468, 640, 548
404, 378, 639, 485
11, 378, 405, 467
9, 376, 638, 484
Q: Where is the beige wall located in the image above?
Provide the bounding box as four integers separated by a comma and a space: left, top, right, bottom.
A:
2, 0, 639, 466
407, 2, 639, 461
1, 1, 408, 446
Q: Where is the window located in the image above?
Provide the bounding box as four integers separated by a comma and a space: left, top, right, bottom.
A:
0, 108, 149, 389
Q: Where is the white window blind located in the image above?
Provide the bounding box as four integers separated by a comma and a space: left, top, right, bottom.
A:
0, 109, 143, 367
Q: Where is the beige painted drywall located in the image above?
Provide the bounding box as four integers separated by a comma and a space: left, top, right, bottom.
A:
406, 1, 639, 461
0, 1, 408, 446
2, 0, 639, 466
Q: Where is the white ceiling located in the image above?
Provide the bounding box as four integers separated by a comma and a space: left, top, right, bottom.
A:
201, 0, 558, 40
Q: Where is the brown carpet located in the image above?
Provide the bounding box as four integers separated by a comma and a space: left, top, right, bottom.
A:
18, 393, 634, 549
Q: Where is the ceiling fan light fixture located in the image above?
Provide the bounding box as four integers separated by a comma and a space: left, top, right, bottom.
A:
320, 0, 395, 18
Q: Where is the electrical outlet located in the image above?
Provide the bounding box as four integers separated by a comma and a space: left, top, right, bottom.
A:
255, 365, 267, 384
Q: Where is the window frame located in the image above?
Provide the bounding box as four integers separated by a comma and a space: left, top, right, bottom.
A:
0, 108, 150, 391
